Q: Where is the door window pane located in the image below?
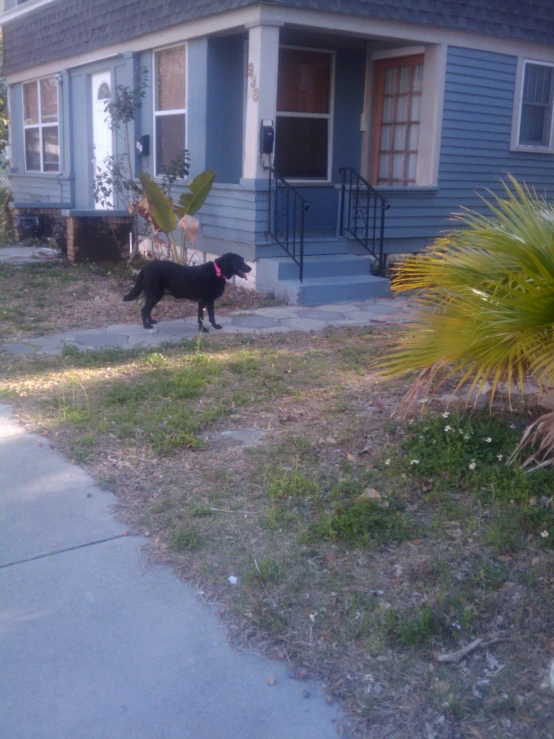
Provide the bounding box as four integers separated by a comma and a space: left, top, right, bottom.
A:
156, 114, 186, 174
374, 56, 424, 185
277, 49, 331, 114
23, 82, 39, 125
155, 46, 186, 111
274, 117, 328, 179
25, 128, 41, 170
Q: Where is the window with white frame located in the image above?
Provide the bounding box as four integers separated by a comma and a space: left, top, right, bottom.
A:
154, 45, 186, 176
274, 47, 333, 180
517, 61, 554, 148
23, 77, 59, 173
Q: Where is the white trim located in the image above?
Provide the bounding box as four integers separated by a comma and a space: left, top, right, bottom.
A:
277, 111, 330, 119
22, 75, 59, 173
417, 44, 446, 186
0, 0, 58, 23
511, 57, 554, 154
275, 44, 335, 183
153, 43, 188, 177
372, 46, 426, 61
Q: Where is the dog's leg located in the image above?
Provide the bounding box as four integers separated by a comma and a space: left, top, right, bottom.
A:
141, 293, 162, 329
206, 300, 222, 330
197, 302, 209, 333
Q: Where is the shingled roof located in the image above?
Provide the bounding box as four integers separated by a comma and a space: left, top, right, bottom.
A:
4, 0, 554, 76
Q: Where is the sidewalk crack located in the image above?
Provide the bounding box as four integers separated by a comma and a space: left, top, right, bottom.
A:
0, 534, 134, 569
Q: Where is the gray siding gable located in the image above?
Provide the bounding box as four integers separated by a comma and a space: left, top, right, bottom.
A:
5, 0, 554, 76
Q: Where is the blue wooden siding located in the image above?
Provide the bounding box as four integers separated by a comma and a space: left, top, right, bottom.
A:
206, 36, 244, 184
381, 46, 554, 253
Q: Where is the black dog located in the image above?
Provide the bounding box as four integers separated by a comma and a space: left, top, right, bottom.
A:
123, 253, 252, 332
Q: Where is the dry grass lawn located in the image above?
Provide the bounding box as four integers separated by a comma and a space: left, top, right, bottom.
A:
2, 313, 554, 737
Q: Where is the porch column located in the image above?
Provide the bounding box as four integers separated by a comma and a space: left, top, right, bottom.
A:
242, 22, 281, 181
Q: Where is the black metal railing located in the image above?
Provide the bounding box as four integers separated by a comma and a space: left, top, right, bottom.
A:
267, 167, 309, 282
338, 167, 390, 274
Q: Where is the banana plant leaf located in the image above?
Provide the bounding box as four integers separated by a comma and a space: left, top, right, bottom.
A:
138, 171, 176, 234
174, 169, 215, 219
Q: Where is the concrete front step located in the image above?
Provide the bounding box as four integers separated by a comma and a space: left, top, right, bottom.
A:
258, 236, 371, 258
267, 274, 390, 306
256, 253, 390, 305
258, 254, 374, 281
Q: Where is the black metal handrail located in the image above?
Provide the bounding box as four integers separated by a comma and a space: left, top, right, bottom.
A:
267, 167, 309, 282
338, 167, 390, 274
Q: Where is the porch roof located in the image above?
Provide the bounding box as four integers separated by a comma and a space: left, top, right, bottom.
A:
4, 0, 554, 76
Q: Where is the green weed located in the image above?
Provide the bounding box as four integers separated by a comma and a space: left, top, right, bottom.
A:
306, 499, 413, 546
244, 558, 282, 584
170, 525, 201, 551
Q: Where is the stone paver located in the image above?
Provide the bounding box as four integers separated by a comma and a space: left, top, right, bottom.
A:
231, 315, 279, 329
279, 317, 328, 331
1, 297, 415, 356
2, 342, 37, 355
298, 308, 347, 321
70, 332, 130, 348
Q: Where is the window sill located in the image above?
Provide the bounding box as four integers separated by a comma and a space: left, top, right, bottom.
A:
11, 170, 65, 178
373, 185, 439, 197
510, 145, 554, 155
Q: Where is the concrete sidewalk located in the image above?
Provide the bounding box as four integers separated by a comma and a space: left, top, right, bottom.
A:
0, 404, 342, 738
2, 297, 413, 356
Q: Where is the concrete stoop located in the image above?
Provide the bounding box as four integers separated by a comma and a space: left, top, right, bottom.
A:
256, 254, 390, 306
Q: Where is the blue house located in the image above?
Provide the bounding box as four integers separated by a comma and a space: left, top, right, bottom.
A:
2, 0, 554, 303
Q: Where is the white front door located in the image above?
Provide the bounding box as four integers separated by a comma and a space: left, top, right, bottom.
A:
92, 71, 113, 209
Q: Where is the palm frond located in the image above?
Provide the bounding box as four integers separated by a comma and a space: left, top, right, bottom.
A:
377, 175, 554, 406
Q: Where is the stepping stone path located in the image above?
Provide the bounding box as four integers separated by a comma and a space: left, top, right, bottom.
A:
1, 299, 415, 356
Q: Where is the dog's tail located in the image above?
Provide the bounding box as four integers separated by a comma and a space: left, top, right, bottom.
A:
122, 269, 144, 302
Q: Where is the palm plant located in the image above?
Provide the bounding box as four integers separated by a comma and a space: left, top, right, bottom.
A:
377, 176, 554, 466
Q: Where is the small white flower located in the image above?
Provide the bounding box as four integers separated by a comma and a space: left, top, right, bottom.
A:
497, 454, 504, 461
509, 424, 516, 429
410, 459, 420, 465
464, 434, 470, 440
442, 411, 450, 418
385, 459, 391, 466
444, 425, 452, 432
541, 530, 549, 539
469, 462, 477, 470
432, 439, 437, 444
485, 437, 492, 443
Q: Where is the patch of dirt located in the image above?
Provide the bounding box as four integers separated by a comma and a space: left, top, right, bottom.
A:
0, 260, 286, 341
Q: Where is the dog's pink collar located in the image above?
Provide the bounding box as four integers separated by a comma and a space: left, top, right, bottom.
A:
213, 261, 227, 280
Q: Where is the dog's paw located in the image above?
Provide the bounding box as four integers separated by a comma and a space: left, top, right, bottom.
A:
149, 319, 158, 325
213, 323, 223, 330
200, 327, 209, 333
